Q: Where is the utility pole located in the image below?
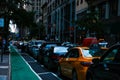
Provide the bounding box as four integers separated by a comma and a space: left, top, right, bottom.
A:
74, 0, 77, 44
70, 0, 73, 42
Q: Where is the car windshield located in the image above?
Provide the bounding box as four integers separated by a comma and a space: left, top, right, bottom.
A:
35, 42, 42, 45
45, 44, 57, 48
82, 49, 92, 57
82, 48, 105, 57
54, 47, 69, 55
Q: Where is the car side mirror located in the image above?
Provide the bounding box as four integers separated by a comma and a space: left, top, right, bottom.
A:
92, 58, 100, 64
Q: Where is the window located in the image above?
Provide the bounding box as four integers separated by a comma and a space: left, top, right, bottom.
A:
65, 49, 79, 58
80, 0, 83, 4
109, 0, 118, 18
82, 50, 92, 57
103, 46, 120, 62
77, 0, 79, 6
98, 3, 106, 19
54, 47, 68, 54
61, 0, 63, 3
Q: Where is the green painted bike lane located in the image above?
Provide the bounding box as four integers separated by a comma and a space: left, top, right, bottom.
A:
10, 46, 42, 80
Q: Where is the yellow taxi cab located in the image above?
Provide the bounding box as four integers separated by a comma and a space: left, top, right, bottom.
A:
57, 47, 107, 80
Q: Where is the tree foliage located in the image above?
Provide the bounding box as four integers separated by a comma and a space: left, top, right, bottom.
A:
1, 0, 35, 29
75, 8, 105, 37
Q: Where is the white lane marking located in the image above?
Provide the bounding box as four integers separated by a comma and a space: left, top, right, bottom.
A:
12, 46, 42, 80
0, 66, 8, 68
9, 51, 11, 80
38, 72, 62, 80
40, 65, 44, 67
38, 72, 52, 75
27, 61, 37, 63
0, 75, 7, 80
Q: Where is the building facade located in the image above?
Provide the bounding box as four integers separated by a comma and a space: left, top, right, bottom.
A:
77, 0, 120, 45
41, 0, 48, 36
30, 0, 41, 22
46, 0, 75, 42
41, 0, 120, 44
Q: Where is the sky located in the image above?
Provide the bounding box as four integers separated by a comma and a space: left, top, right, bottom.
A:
9, 20, 18, 33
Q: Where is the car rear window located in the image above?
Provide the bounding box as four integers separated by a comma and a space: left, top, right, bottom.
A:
82, 49, 92, 57
45, 44, 57, 48
54, 47, 69, 55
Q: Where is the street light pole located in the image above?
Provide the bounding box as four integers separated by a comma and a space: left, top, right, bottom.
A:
74, 0, 77, 44
70, 0, 73, 42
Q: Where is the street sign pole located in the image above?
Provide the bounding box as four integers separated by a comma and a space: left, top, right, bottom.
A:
0, 48, 3, 62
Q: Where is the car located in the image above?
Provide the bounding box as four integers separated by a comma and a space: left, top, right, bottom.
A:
43, 46, 69, 70
61, 41, 71, 46
98, 38, 108, 48
82, 37, 98, 47
30, 40, 46, 58
57, 46, 107, 80
86, 43, 120, 80
37, 42, 61, 64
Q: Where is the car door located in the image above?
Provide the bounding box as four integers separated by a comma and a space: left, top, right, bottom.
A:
60, 49, 79, 78
93, 45, 120, 80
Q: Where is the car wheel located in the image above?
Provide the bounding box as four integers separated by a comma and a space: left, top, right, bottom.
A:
72, 70, 78, 80
47, 59, 52, 70
86, 72, 93, 80
57, 65, 62, 77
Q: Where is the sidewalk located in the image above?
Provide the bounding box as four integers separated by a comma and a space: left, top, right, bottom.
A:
0, 52, 10, 80
0, 45, 42, 80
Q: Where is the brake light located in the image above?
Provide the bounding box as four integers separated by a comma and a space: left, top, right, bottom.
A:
80, 62, 92, 67
51, 55, 61, 60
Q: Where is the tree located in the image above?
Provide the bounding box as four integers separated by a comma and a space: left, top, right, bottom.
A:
7, 0, 37, 38
36, 22, 46, 39
75, 3, 104, 38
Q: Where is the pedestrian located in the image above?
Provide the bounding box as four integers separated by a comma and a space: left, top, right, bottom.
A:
0, 36, 2, 49
2, 38, 6, 54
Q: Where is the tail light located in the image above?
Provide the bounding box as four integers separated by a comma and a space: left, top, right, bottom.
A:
80, 62, 92, 67
51, 55, 61, 60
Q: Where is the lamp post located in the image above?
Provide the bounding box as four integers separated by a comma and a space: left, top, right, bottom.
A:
70, 0, 73, 42
74, 0, 77, 44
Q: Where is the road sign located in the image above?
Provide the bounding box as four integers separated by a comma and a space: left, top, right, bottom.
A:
0, 18, 4, 27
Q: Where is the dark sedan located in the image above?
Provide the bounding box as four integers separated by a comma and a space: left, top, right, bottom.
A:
37, 42, 61, 64
86, 43, 120, 80
43, 46, 69, 70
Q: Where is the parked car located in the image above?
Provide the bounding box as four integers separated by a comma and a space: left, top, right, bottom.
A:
37, 42, 61, 64
98, 38, 108, 48
57, 46, 107, 80
31, 40, 46, 58
86, 43, 120, 80
82, 37, 98, 47
26, 40, 45, 57
43, 46, 69, 70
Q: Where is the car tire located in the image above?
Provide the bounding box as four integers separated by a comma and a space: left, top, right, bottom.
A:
57, 65, 62, 77
47, 59, 52, 70
72, 70, 78, 80
86, 72, 93, 80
